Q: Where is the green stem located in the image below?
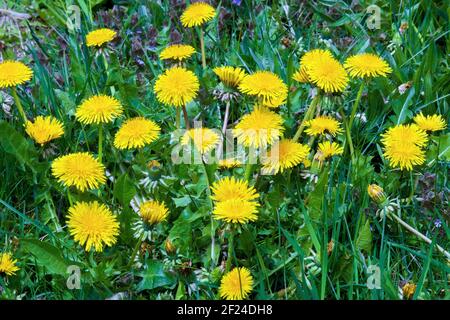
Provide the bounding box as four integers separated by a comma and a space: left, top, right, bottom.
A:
201, 160, 214, 209
11, 87, 27, 123
226, 230, 234, 273
98, 125, 103, 162
348, 82, 365, 129
199, 28, 207, 69
176, 107, 181, 129
343, 82, 364, 161
222, 100, 231, 135
102, 51, 116, 95
182, 104, 190, 129
293, 94, 320, 141
102, 51, 109, 71
127, 234, 144, 269
344, 118, 354, 159
67, 189, 74, 206
244, 163, 254, 181
201, 159, 216, 267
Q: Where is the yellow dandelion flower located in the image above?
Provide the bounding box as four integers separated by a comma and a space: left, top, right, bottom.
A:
67, 201, 119, 252
76, 94, 123, 125
154, 67, 199, 107
213, 66, 247, 88
383, 143, 425, 171
159, 44, 195, 61
211, 176, 259, 203
0, 60, 33, 88
238, 71, 288, 107
344, 53, 392, 78
213, 199, 259, 224
413, 112, 447, 132
51, 152, 106, 191
180, 2, 216, 28
307, 55, 349, 93
300, 49, 334, 70
25, 116, 64, 145
261, 139, 310, 174
219, 267, 253, 300
318, 141, 344, 159
218, 158, 242, 169
381, 124, 428, 170
139, 200, 169, 225
305, 115, 342, 136
86, 28, 116, 47
181, 127, 221, 154
0, 252, 20, 276
381, 124, 428, 147
292, 66, 309, 83
233, 106, 285, 148
114, 117, 160, 150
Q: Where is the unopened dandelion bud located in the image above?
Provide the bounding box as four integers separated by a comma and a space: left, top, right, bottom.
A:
327, 240, 334, 256
402, 282, 416, 300
164, 238, 176, 255
367, 184, 387, 205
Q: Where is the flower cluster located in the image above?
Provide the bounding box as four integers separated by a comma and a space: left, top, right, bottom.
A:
3, 0, 447, 302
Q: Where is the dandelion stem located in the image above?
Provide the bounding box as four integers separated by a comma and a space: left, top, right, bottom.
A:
348, 82, 365, 129
342, 82, 364, 160
176, 107, 181, 129
201, 159, 216, 267
222, 100, 231, 135
390, 212, 450, 260
98, 125, 103, 163
182, 104, 190, 129
226, 229, 234, 273
67, 189, 74, 206
293, 94, 320, 142
102, 51, 109, 70
11, 87, 27, 123
244, 163, 254, 181
202, 160, 214, 209
128, 234, 144, 269
199, 28, 207, 69
343, 118, 354, 158
102, 51, 115, 95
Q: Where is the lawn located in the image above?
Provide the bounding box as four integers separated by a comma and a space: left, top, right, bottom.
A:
0, 0, 448, 300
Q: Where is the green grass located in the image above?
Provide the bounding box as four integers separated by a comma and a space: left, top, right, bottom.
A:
0, 0, 448, 300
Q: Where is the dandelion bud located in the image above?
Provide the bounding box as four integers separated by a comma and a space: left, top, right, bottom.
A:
147, 160, 161, 170
327, 240, 335, 256
146, 160, 162, 179
367, 184, 387, 205
164, 238, 176, 254
402, 282, 416, 300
